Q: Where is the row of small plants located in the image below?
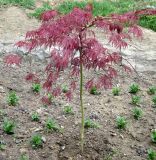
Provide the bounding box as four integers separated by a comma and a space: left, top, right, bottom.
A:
90, 83, 156, 160
1, 83, 156, 159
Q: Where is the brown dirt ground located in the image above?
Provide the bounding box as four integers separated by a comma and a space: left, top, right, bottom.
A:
0, 4, 156, 160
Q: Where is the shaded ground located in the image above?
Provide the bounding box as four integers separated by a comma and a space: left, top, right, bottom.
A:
0, 5, 156, 160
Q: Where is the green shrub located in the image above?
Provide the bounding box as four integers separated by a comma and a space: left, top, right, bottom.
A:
148, 148, 156, 160
3, 118, 15, 134
84, 118, 100, 129
116, 116, 127, 129
131, 95, 141, 105
30, 134, 43, 149
112, 87, 121, 96
132, 107, 143, 120
7, 91, 19, 106
129, 84, 140, 94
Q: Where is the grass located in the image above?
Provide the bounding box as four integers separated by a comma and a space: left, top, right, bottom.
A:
0, 0, 35, 9
28, 0, 156, 31
29, 2, 52, 19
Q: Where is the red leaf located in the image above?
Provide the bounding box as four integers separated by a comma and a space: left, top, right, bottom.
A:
4, 54, 22, 66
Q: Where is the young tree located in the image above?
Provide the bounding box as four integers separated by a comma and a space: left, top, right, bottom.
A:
5, 4, 156, 152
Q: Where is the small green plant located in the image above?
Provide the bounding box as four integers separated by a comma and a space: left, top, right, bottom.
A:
45, 118, 60, 132
148, 148, 156, 160
151, 130, 156, 143
84, 118, 100, 129
90, 86, 101, 95
131, 95, 141, 105
116, 116, 127, 129
152, 96, 156, 107
32, 83, 41, 93
31, 112, 40, 122
0, 140, 6, 151
63, 105, 74, 115
112, 87, 120, 96
7, 91, 19, 106
62, 85, 68, 93
19, 154, 29, 160
132, 107, 143, 120
129, 84, 140, 94
147, 86, 156, 95
30, 134, 43, 149
3, 118, 15, 134
0, 109, 6, 117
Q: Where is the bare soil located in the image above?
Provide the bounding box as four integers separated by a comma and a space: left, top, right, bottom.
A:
0, 5, 156, 160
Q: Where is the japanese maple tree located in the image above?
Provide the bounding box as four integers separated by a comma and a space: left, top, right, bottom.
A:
5, 4, 156, 152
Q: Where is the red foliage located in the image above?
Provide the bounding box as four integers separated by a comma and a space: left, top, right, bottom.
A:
4, 54, 22, 66
4, 5, 156, 101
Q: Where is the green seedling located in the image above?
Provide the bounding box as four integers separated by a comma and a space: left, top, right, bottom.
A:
0, 140, 6, 151
112, 87, 120, 96
131, 95, 141, 105
63, 105, 74, 115
116, 116, 127, 129
45, 118, 60, 132
84, 118, 100, 129
132, 107, 143, 120
3, 118, 15, 134
129, 84, 140, 94
20, 154, 29, 160
148, 148, 156, 160
151, 130, 156, 143
7, 91, 19, 106
32, 83, 41, 93
31, 112, 40, 122
147, 86, 156, 95
90, 86, 101, 95
152, 96, 156, 107
62, 85, 68, 93
30, 134, 43, 149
